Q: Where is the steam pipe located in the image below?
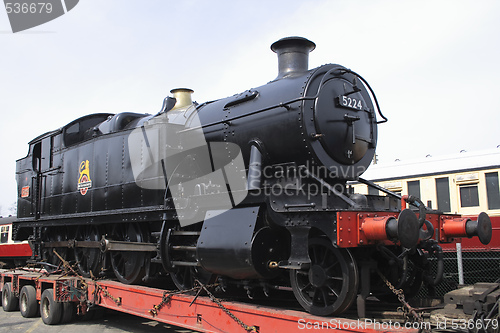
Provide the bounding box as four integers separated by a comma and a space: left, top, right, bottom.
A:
401, 195, 426, 228
247, 144, 262, 191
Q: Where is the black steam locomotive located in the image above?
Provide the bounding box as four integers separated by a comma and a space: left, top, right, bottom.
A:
12, 37, 491, 316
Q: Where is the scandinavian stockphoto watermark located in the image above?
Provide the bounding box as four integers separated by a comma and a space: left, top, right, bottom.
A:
128, 105, 248, 228
127, 97, 368, 228
127, 103, 369, 227
3, 0, 78, 33
297, 318, 499, 331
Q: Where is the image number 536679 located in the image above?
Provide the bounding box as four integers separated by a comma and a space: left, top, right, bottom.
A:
5, 2, 53, 14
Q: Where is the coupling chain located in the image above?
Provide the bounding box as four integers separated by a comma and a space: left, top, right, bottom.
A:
377, 270, 428, 332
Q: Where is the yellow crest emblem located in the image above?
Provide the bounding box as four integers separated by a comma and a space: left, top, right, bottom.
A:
78, 160, 92, 195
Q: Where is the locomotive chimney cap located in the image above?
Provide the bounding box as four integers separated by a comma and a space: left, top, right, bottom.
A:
271, 37, 316, 79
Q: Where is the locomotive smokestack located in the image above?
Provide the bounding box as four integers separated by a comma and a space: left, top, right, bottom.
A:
271, 37, 316, 79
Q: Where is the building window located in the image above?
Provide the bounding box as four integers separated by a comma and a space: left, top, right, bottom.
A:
485, 172, 500, 210
407, 180, 421, 198
460, 185, 479, 207
436, 177, 451, 212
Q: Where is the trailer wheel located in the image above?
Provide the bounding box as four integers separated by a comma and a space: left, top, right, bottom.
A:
60, 302, 75, 323
40, 288, 62, 325
20, 285, 38, 317
2, 282, 19, 312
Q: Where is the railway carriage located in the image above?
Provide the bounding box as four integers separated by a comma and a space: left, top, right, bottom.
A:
0, 216, 31, 267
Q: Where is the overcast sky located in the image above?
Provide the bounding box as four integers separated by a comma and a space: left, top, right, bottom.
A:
1, 0, 499, 216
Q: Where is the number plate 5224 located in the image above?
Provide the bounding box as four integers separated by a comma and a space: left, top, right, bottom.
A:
335, 95, 363, 110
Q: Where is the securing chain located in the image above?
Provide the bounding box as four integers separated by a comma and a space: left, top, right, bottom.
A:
377, 270, 428, 332
196, 281, 258, 333
52, 249, 88, 289
42, 250, 256, 331
148, 284, 207, 316
94, 284, 122, 306
149, 280, 258, 333
48, 249, 95, 315
150, 290, 184, 316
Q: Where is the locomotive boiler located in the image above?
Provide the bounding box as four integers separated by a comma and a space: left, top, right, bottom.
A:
12, 37, 492, 316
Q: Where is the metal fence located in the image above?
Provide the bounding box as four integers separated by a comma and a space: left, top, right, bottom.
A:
418, 246, 500, 298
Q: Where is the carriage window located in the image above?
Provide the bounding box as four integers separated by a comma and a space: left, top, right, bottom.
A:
485, 172, 500, 210
407, 180, 421, 199
389, 190, 402, 207
368, 186, 379, 195
436, 177, 451, 212
1, 226, 8, 243
460, 184, 479, 207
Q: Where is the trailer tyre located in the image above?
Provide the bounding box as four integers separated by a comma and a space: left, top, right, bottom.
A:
2, 282, 19, 312
20, 285, 38, 317
40, 288, 62, 325
60, 302, 75, 323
